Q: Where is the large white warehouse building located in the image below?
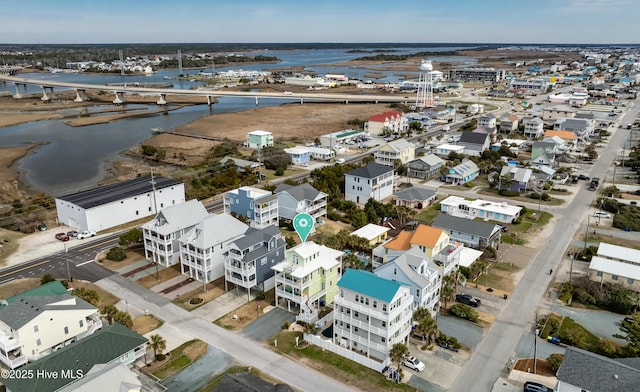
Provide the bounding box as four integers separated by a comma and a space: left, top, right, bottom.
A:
55, 175, 185, 232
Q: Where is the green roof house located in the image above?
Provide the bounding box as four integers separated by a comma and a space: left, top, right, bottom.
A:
0, 282, 102, 369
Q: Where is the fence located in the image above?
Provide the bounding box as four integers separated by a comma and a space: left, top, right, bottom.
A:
304, 333, 387, 372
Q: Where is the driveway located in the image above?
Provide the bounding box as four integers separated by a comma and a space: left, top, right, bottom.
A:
437, 315, 483, 349
241, 306, 296, 342
162, 345, 235, 392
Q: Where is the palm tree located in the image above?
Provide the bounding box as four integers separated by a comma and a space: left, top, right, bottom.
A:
113, 310, 133, 328
101, 305, 117, 325
148, 334, 167, 360
441, 271, 458, 309
413, 307, 431, 324
389, 342, 409, 371
415, 314, 439, 346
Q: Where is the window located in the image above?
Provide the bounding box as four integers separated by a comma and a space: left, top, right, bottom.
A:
365, 298, 369, 305
355, 295, 359, 302
79, 320, 84, 328
64, 326, 69, 335
33, 325, 39, 333
340, 290, 344, 297
261, 257, 268, 266
612, 275, 619, 281
136, 210, 139, 216
36, 339, 41, 346
627, 278, 635, 285
354, 327, 358, 332
382, 304, 387, 312
373, 301, 377, 309
596, 271, 603, 277
382, 321, 386, 327
354, 311, 359, 318
381, 337, 386, 342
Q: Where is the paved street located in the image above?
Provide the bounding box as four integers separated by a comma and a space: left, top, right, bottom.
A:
96, 274, 356, 392
450, 107, 635, 392
241, 307, 296, 342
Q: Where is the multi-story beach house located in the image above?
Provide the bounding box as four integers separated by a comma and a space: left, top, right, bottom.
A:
246, 130, 274, 149
224, 225, 286, 298
344, 163, 395, 204
224, 186, 279, 229
272, 241, 343, 323
142, 199, 209, 268
333, 269, 413, 363
178, 213, 249, 284
275, 183, 328, 224
374, 138, 416, 167
0, 282, 103, 369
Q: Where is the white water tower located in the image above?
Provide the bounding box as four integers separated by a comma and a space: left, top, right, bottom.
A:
416, 59, 434, 108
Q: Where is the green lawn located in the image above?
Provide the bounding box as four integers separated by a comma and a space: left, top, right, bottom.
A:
152, 339, 207, 380
271, 331, 418, 392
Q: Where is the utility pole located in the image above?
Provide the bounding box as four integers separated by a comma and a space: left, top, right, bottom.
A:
533, 313, 539, 375
583, 215, 591, 253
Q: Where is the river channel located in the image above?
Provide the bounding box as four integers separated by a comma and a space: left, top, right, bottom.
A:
0, 46, 477, 195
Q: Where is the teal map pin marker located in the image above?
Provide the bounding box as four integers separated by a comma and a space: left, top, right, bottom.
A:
293, 213, 314, 243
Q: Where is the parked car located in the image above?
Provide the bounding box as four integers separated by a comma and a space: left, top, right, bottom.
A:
593, 212, 611, 218
524, 381, 554, 392
497, 224, 508, 232
577, 174, 590, 181
67, 230, 79, 237
77, 230, 97, 240
37, 223, 48, 231
402, 355, 425, 372
55, 232, 70, 242
335, 158, 345, 164
455, 293, 481, 307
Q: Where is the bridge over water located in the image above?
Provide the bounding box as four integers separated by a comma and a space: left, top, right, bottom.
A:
0, 74, 411, 106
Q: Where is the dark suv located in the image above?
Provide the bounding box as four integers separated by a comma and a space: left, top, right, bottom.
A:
524, 381, 554, 392
455, 293, 481, 307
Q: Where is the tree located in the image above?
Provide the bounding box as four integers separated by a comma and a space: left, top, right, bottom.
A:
441, 271, 458, 309
113, 310, 133, 328
101, 305, 118, 325
148, 334, 167, 360
389, 342, 409, 370
546, 353, 564, 373
72, 287, 100, 306
106, 246, 126, 261
119, 228, 143, 247
617, 312, 640, 356
40, 274, 56, 285
413, 309, 439, 345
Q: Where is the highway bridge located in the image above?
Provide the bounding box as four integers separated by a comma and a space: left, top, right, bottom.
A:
0, 74, 412, 106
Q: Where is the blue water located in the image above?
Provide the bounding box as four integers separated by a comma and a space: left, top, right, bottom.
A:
0, 46, 477, 194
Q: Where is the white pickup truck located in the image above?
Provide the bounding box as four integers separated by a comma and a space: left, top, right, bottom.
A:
77, 230, 97, 240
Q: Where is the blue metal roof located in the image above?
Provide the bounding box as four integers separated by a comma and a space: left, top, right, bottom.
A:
338, 269, 403, 303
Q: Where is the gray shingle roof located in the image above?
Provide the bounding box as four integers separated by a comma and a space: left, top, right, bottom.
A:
180, 213, 249, 249
274, 183, 326, 202
394, 187, 436, 202
141, 199, 209, 235
557, 346, 640, 391
0, 294, 96, 330
231, 225, 281, 251
431, 213, 498, 238
57, 175, 181, 209
346, 163, 394, 179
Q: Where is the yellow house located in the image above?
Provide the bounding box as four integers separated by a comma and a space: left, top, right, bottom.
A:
374, 138, 416, 167
272, 241, 343, 323
351, 223, 390, 247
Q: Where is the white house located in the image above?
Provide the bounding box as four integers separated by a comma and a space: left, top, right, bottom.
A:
588, 242, 640, 292
142, 199, 209, 268
284, 146, 312, 165
374, 247, 442, 314
246, 130, 274, 149
439, 195, 523, 223
522, 116, 545, 139
344, 163, 395, 204
275, 183, 328, 224
178, 213, 249, 285
350, 223, 390, 247
55, 175, 185, 232
1, 323, 148, 392
365, 111, 408, 136
434, 143, 465, 158
334, 269, 412, 363
0, 282, 103, 369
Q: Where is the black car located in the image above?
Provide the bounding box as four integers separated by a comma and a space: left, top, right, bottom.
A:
524, 381, 554, 392
577, 174, 590, 181
455, 293, 481, 307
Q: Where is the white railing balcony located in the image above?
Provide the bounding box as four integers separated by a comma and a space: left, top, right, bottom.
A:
0, 334, 21, 352
335, 298, 389, 321
334, 313, 388, 337
226, 273, 256, 289
276, 286, 303, 304
0, 352, 27, 369
337, 332, 389, 353
225, 262, 256, 276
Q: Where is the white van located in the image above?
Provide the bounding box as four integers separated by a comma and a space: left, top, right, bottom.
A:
335, 158, 345, 164
593, 212, 610, 218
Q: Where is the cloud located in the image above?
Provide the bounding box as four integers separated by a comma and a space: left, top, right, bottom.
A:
567, 0, 635, 11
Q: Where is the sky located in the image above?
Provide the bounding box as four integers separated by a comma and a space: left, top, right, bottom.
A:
1, 0, 639, 45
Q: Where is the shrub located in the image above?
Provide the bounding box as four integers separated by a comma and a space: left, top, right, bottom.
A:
459, 266, 472, 279
40, 274, 56, 285
119, 228, 143, 246
189, 297, 203, 305
275, 167, 285, 176
450, 303, 478, 322
106, 246, 126, 262
499, 189, 520, 197
559, 282, 574, 302
547, 353, 564, 373
282, 322, 290, 330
